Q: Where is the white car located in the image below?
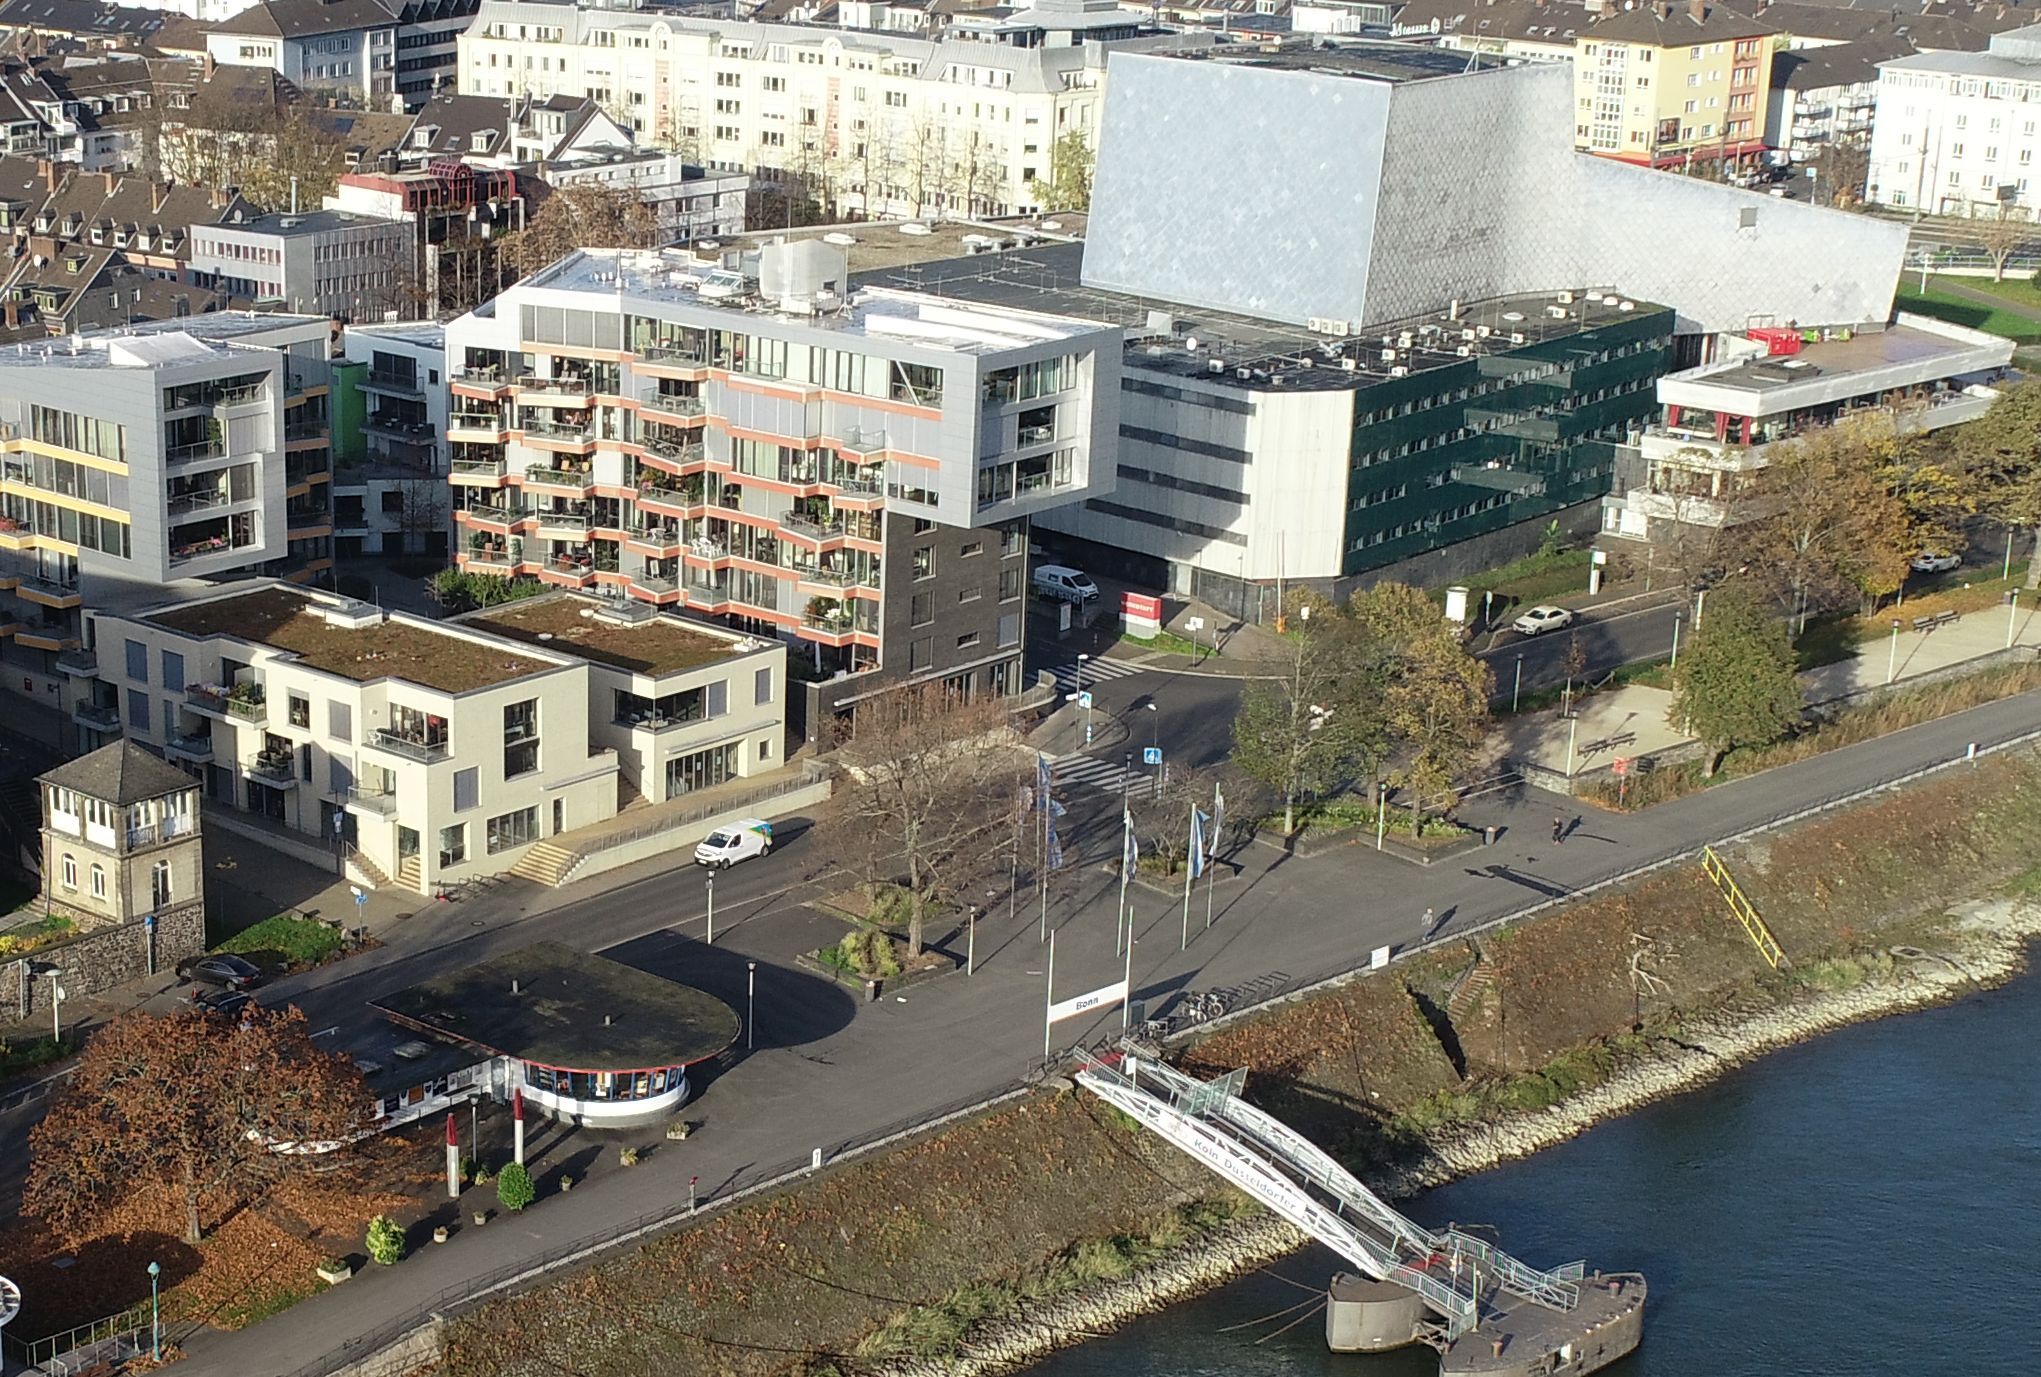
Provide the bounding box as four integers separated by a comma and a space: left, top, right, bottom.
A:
1910, 551, 1962, 575
1511, 605, 1577, 636
694, 819, 774, 868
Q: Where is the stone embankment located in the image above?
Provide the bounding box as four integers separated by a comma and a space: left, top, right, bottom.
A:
874, 899, 2041, 1377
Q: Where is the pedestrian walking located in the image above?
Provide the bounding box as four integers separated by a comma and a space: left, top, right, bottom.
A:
1420, 906, 1434, 937
1552, 815, 1566, 845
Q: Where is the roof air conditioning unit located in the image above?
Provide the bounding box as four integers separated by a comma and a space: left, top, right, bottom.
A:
1476, 325, 1491, 338
1546, 305, 1568, 319
1461, 329, 1476, 341
1209, 358, 1224, 373
1557, 291, 1574, 304
1397, 333, 1414, 349
1340, 358, 1357, 371
1381, 348, 1397, 362
1619, 300, 1636, 312
1237, 367, 1252, 380
1389, 366, 1409, 378
1509, 332, 1526, 344
1456, 345, 1472, 356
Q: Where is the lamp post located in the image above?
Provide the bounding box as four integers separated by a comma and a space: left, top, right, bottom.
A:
1694, 586, 1709, 629
1670, 612, 1683, 671
1121, 750, 1132, 809
148, 1260, 161, 1360
1888, 617, 1903, 685
746, 960, 756, 1050
1144, 702, 1160, 799
705, 870, 715, 946
50, 979, 63, 1046
2008, 589, 2021, 649
1075, 652, 1090, 697
1512, 654, 1524, 713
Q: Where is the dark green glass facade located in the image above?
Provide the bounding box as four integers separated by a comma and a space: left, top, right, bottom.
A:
1341, 307, 1675, 576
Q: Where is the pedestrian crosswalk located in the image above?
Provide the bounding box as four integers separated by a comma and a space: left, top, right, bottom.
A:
1048, 754, 1137, 795
1045, 657, 1145, 694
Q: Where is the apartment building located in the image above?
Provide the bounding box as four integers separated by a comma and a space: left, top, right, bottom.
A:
0, 313, 335, 744
1601, 314, 2012, 543
188, 209, 415, 321
1574, 1, 1780, 166
454, 0, 1172, 219
207, 0, 482, 111
1766, 37, 1909, 173
86, 582, 787, 894
1867, 24, 2041, 216
442, 240, 1118, 734
336, 321, 449, 558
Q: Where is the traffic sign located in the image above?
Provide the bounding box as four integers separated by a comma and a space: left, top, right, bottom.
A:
1185, 616, 1205, 632
1077, 691, 1093, 710
1611, 757, 1630, 777
1143, 746, 1162, 766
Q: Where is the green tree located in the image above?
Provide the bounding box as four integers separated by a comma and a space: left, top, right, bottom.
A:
495, 1161, 535, 1213
366, 1214, 406, 1266
1352, 584, 1493, 823
1945, 379, 2041, 588
1038, 131, 1095, 213
1230, 594, 1381, 833
1670, 585, 1802, 776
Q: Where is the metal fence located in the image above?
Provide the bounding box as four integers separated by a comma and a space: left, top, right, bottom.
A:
4, 1301, 150, 1372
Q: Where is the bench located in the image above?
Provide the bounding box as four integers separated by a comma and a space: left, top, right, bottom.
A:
1911, 609, 1961, 633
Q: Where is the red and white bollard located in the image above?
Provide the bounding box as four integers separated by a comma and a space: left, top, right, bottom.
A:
513, 1086, 526, 1166
445, 1113, 460, 1200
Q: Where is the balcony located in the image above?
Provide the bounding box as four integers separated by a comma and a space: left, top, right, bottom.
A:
449, 411, 508, 439
285, 419, 328, 442
364, 414, 437, 446
246, 749, 297, 786
170, 534, 255, 566
626, 522, 684, 553
17, 571, 81, 606
344, 786, 400, 817
56, 647, 97, 678
166, 439, 225, 465
524, 464, 596, 491
452, 456, 507, 483
465, 547, 517, 570
530, 509, 592, 534
168, 487, 231, 518
793, 562, 858, 589
779, 509, 847, 541
519, 417, 595, 443
516, 373, 597, 404
125, 813, 196, 849
835, 427, 888, 459
640, 393, 705, 422
366, 727, 449, 764
458, 500, 526, 528
631, 570, 681, 596
826, 468, 884, 497
452, 366, 511, 391
638, 435, 705, 468
639, 344, 709, 368
364, 369, 424, 397
187, 685, 267, 725
72, 700, 120, 731
165, 730, 213, 763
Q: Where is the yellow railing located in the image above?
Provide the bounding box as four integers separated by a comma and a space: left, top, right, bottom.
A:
1700, 845, 1787, 970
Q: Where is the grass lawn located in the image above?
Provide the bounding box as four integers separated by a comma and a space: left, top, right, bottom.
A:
1117, 628, 1210, 659
213, 914, 345, 973
1449, 547, 1593, 612
1894, 277, 2041, 343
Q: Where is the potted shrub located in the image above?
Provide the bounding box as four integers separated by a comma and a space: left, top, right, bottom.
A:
666, 1119, 692, 1141
559, 1173, 575, 1193
431, 1225, 449, 1245
365, 1215, 404, 1266
495, 1161, 535, 1213
316, 1257, 352, 1285
618, 1145, 640, 1168
472, 1209, 489, 1227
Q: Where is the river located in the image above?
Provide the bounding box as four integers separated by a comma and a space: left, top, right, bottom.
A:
1027, 964, 2041, 1377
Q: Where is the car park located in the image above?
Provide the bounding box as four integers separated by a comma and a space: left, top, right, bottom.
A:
1031, 564, 1099, 604
193, 989, 256, 1019
693, 818, 774, 868
179, 954, 264, 990
1910, 551, 1962, 575
1511, 605, 1577, 636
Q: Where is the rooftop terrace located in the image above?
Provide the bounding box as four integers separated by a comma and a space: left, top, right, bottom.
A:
722, 216, 1085, 277
371, 941, 741, 1072
464, 596, 755, 678
148, 587, 557, 694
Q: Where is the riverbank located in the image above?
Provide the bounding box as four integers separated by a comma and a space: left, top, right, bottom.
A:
429, 752, 2041, 1377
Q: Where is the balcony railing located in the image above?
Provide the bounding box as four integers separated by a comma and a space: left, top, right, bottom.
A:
531, 510, 591, 532
642, 394, 705, 417
780, 509, 846, 539
344, 786, 400, 817
73, 700, 120, 730
168, 488, 230, 517
367, 728, 449, 763
166, 440, 224, 465
170, 535, 253, 565
460, 501, 526, 525
450, 411, 507, 432
188, 685, 267, 724
365, 415, 436, 444
365, 369, 424, 395
165, 731, 213, 762
55, 647, 97, 677
126, 813, 196, 848
525, 464, 595, 487
520, 418, 595, 442
627, 523, 684, 547
466, 549, 517, 569
453, 455, 507, 476
246, 750, 297, 785
285, 420, 327, 441
836, 426, 888, 456
639, 435, 705, 464
641, 345, 709, 366
452, 366, 509, 386
827, 469, 884, 496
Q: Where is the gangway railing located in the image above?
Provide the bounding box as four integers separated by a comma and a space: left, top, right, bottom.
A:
1700, 845, 1788, 969
1075, 1048, 1585, 1339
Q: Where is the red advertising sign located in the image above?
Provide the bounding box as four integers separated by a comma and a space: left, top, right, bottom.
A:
1122, 592, 1163, 620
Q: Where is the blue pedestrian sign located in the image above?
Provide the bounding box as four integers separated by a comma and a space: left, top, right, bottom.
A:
1143, 746, 1163, 766
351, 885, 368, 907
1077, 691, 1093, 710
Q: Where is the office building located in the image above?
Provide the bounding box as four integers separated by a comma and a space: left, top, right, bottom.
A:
442, 239, 1118, 733
188, 209, 416, 321
206, 0, 482, 111
1601, 314, 2012, 542
85, 582, 787, 894
0, 312, 334, 743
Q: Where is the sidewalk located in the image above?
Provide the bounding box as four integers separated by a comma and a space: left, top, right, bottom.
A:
1506, 599, 2041, 777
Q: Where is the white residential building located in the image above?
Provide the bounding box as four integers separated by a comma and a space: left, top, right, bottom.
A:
87, 582, 787, 894
454, 0, 1185, 219
338, 321, 449, 558
206, 0, 481, 111
1867, 23, 2041, 216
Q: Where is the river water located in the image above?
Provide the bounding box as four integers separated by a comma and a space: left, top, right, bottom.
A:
1028, 965, 2041, 1377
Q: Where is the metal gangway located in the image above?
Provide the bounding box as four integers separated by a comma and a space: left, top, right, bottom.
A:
1074, 1047, 1585, 1341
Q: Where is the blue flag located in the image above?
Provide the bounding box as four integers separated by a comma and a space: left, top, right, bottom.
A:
1035, 753, 1052, 813
1187, 806, 1210, 881
1047, 813, 1066, 870
1209, 785, 1225, 861
1121, 808, 1138, 875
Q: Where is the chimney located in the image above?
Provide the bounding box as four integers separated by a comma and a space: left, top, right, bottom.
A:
102, 169, 117, 194
210, 183, 229, 210
1686, 0, 1703, 16
152, 182, 169, 214
37, 158, 55, 194
202, 52, 215, 80
2, 302, 16, 329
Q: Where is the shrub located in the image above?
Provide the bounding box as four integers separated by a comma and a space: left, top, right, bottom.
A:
824, 927, 902, 979
495, 1161, 535, 1213
618, 1145, 640, 1168
214, 914, 343, 969
365, 1215, 404, 1266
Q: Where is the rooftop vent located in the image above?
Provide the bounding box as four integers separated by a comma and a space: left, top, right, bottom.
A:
392, 1041, 432, 1061
317, 598, 384, 631
594, 599, 658, 626
822, 232, 858, 245
899, 222, 933, 237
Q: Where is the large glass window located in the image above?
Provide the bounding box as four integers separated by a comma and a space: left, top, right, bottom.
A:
439, 823, 467, 867
485, 806, 538, 854
503, 699, 539, 777
664, 742, 738, 798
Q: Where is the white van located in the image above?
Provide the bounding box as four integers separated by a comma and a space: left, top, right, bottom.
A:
693, 818, 774, 868
1032, 564, 1098, 604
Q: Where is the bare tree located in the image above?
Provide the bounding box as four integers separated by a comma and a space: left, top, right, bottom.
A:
1973, 203, 2031, 282
396, 478, 449, 555
502, 182, 660, 277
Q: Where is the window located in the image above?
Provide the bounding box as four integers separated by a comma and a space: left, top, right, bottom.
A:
128, 691, 149, 732
289, 694, 310, 729
486, 806, 538, 854
960, 540, 983, 558
754, 666, 772, 706
959, 583, 982, 604
913, 547, 934, 580
1000, 522, 1023, 557
151, 860, 172, 909
956, 631, 980, 650
439, 823, 467, 867
125, 639, 148, 682
503, 700, 539, 778
664, 742, 737, 796
911, 591, 935, 626
706, 679, 727, 717
329, 700, 351, 741
89, 863, 105, 899
909, 636, 931, 672
161, 651, 185, 694
999, 567, 1023, 601
454, 767, 478, 811
61, 854, 76, 889
998, 612, 1021, 648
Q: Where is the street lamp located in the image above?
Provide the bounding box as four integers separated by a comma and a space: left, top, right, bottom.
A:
2008, 589, 2021, 649
1512, 654, 1524, 713
1670, 612, 1683, 671
1144, 702, 1160, 799
1888, 617, 1903, 685
1075, 652, 1091, 697
746, 961, 756, 1050
49, 979, 63, 1047
705, 870, 715, 946
148, 1260, 161, 1360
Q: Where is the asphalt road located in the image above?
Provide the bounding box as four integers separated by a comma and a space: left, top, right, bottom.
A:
142, 683, 2041, 1377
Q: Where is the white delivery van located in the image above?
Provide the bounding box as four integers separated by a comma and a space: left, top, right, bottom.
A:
694, 818, 775, 868
1032, 564, 1099, 604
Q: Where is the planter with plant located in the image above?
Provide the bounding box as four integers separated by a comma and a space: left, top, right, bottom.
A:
495, 1160, 535, 1213
618, 1145, 640, 1168
316, 1258, 351, 1285
365, 1215, 404, 1266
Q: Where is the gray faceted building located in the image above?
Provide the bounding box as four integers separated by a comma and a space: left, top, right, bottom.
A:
980, 49, 1914, 611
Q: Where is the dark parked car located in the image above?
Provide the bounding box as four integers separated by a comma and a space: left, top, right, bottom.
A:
192, 989, 256, 1020
178, 954, 263, 990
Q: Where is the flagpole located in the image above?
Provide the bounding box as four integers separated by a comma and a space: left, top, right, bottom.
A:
1116, 811, 1130, 958
1037, 756, 1049, 944
1181, 801, 1194, 952
1043, 928, 1055, 1061
1206, 783, 1221, 931
1122, 925, 1134, 1031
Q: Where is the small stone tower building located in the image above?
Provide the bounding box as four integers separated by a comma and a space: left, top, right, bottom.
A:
39, 742, 206, 958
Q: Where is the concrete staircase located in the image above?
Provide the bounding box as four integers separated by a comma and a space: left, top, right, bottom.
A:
396, 855, 421, 891
510, 840, 579, 888
1447, 947, 1496, 1023
343, 845, 390, 892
